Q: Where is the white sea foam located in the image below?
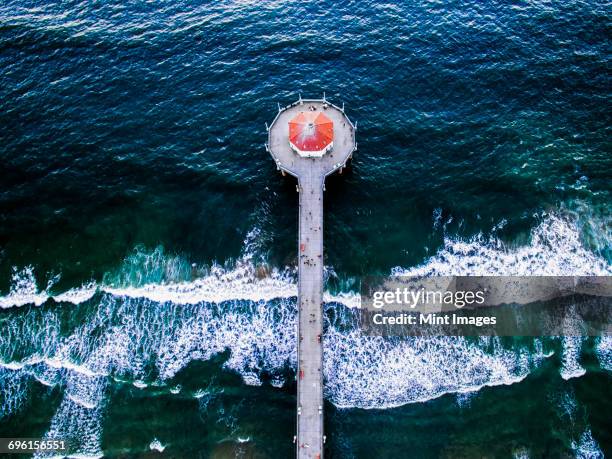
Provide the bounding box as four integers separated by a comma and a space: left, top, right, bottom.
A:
1, 215, 607, 312
556, 389, 578, 424
512, 448, 530, 459
324, 334, 548, 409
393, 214, 611, 277
0, 367, 30, 419
560, 336, 586, 380
34, 375, 105, 459
0, 361, 28, 371
572, 428, 604, 459
149, 439, 166, 452
53, 284, 98, 305
595, 336, 612, 372
0, 263, 297, 309
0, 263, 360, 308
169, 384, 181, 394
0, 297, 549, 410
0, 266, 49, 308
0, 262, 361, 310
392, 214, 609, 384
0, 214, 609, 417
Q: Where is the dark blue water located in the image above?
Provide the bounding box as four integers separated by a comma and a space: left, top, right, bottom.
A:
0, 1, 610, 457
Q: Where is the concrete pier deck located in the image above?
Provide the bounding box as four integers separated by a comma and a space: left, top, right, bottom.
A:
266, 98, 356, 459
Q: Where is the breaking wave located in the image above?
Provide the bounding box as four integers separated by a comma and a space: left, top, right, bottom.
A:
0, 214, 610, 454
2, 214, 607, 312
0, 244, 360, 310
392, 214, 610, 277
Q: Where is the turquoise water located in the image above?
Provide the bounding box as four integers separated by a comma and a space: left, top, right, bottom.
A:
0, 1, 610, 457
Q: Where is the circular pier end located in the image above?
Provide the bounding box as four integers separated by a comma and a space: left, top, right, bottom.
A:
267, 99, 356, 179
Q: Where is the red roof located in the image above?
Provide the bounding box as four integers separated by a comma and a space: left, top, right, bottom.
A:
289, 111, 333, 152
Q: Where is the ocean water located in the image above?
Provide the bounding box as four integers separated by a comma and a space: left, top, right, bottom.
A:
0, 1, 610, 458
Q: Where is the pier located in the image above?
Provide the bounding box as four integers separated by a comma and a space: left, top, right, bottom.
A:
266, 97, 356, 458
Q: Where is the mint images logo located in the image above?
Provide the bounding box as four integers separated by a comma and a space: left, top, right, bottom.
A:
361, 276, 612, 337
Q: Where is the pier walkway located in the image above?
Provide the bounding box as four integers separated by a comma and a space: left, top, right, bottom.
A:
266, 98, 356, 459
